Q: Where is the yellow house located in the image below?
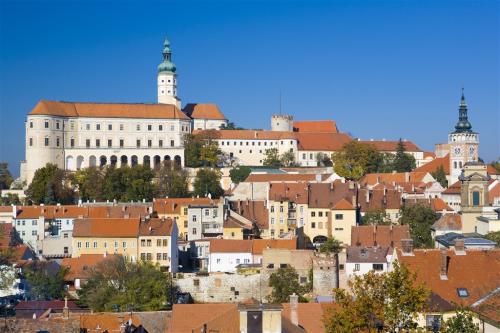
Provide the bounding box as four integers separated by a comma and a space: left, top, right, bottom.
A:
138, 218, 179, 273
72, 218, 140, 261
153, 197, 213, 240
330, 198, 357, 245
268, 182, 309, 238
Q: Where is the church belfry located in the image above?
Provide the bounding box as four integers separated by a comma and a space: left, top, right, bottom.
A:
448, 89, 479, 185
157, 38, 181, 108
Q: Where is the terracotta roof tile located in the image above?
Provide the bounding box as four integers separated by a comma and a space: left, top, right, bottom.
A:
80, 313, 141, 332
15, 300, 81, 311
360, 172, 430, 187
62, 254, 118, 281
153, 197, 213, 215
14, 205, 151, 220
139, 218, 174, 236
308, 182, 356, 209
195, 129, 296, 140
414, 154, 450, 174
251, 238, 297, 255
333, 198, 354, 210
346, 246, 391, 263
236, 200, 269, 229
183, 103, 227, 120
0, 206, 12, 213
358, 188, 402, 211
295, 132, 352, 151
245, 173, 329, 183
488, 182, 500, 205
472, 291, 500, 324
29, 100, 189, 119
268, 182, 309, 204
282, 303, 333, 333
359, 140, 423, 152
209, 239, 253, 253
443, 181, 461, 195
432, 214, 462, 231
404, 197, 453, 212
351, 225, 410, 248
170, 303, 237, 333
223, 216, 251, 229
293, 120, 338, 133
398, 249, 500, 306
73, 218, 140, 237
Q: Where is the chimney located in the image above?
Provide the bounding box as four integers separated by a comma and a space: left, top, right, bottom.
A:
63, 297, 70, 319
405, 172, 410, 183
401, 239, 414, 255
12, 205, 16, 218
290, 293, 299, 326
454, 238, 466, 255
351, 195, 356, 208
365, 190, 370, 204
78, 199, 82, 207
440, 249, 449, 280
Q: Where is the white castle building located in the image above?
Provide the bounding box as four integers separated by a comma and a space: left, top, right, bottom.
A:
21, 38, 228, 183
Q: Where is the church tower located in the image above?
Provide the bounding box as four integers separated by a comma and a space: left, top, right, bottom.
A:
157, 38, 181, 108
448, 89, 479, 185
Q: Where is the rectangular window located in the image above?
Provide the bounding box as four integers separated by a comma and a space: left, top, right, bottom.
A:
157, 239, 162, 247
86, 139, 90, 148
163, 239, 168, 246
45, 121, 49, 128
318, 212, 323, 217
157, 253, 161, 260
159, 125, 163, 131
472, 191, 480, 206
373, 264, 384, 271
137, 124, 141, 131
271, 218, 275, 225
122, 242, 126, 248
136, 140, 141, 148
96, 124, 101, 130
280, 206, 284, 213
335, 214, 344, 220
95, 139, 100, 147
29, 138, 33, 146
318, 222, 323, 229
114, 241, 118, 248
108, 124, 112, 130
70, 138, 75, 147
120, 139, 124, 147
86, 124, 90, 130
425, 315, 442, 330
77, 242, 82, 248
170, 140, 174, 147
141, 239, 145, 247
147, 239, 152, 247
56, 137, 60, 147
148, 124, 152, 131
141, 253, 146, 260
170, 125, 174, 131
93, 241, 97, 248
159, 140, 163, 147
108, 139, 112, 147
270, 206, 275, 213
311, 222, 316, 228
192, 228, 197, 235
163, 253, 168, 260
45, 138, 49, 146
30, 122, 33, 128
120, 124, 124, 131
32, 230, 37, 236
85, 241, 90, 248
354, 263, 360, 271
311, 212, 316, 217
148, 140, 152, 147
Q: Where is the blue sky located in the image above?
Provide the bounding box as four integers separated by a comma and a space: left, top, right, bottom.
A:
0, 0, 498, 176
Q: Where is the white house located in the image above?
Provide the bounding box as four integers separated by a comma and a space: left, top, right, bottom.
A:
208, 239, 253, 273
345, 246, 392, 279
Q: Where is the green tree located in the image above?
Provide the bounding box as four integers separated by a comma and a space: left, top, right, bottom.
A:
267, 266, 307, 303
229, 165, 251, 184
319, 237, 343, 254
77, 256, 173, 312
183, 134, 204, 167
331, 141, 383, 181
431, 165, 448, 188
24, 262, 67, 300
0, 227, 15, 291
123, 165, 157, 201
200, 142, 221, 167
392, 139, 416, 172
280, 150, 296, 167
324, 261, 429, 333
490, 159, 500, 174
193, 168, 224, 199
0, 163, 13, 190
101, 166, 128, 201
220, 122, 244, 130
263, 148, 281, 168
26, 164, 75, 204
484, 231, 500, 247
156, 162, 189, 198
442, 307, 479, 333
75, 167, 105, 201
399, 203, 436, 248
362, 208, 391, 226
0, 193, 21, 205
316, 153, 333, 167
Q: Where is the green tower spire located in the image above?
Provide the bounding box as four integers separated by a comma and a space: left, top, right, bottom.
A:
454, 88, 473, 133
158, 38, 176, 73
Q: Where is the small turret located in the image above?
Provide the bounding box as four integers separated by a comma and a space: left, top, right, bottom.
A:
271, 114, 293, 132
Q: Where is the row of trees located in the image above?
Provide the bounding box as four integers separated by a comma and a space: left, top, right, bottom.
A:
332, 140, 416, 181
26, 162, 225, 204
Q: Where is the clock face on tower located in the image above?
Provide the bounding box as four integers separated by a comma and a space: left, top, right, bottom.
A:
453, 147, 462, 156
469, 146, 476, 156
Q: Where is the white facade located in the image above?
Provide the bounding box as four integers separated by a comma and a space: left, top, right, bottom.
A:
208, 251, 253, 272
448, 131, 479, 185
157, 72, 180, 108
13, 216, 44, 249
345, 261, 389, 279
24, 113, 190, 183
192, 118, 227, 131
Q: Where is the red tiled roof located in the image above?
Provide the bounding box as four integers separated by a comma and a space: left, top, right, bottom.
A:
351, 225, 410, 248
209, 239, 253, 253
308, 182, 356, 209
404, 197, 454, 212
268, 182, 309, 204
170, 303, 238, 333
29, 100, 189, 119
62, 254, 118, 281
432, 214, 462, 231
183, 103, 227, 120
414, 155, 450, 174
73, 218, 140, 237
153, 198, 213, 215
360, 172, 430, 186
333, 198, 354, 210
443, 181, 461, 195
138, 218, 174, 236
293, 120, 338, 133
358, 188, 403, 211
295, 132, 352, 151
0, 206, 12, 213
245, 173, 330, 183
398, 249, 500, 306
251, 238, 297, 255
14, 205, 151, 220
489, 182, 500, 205
80, 313, 141, 333
15, 300, 81, 311
195, 129, 296, 140
359, 140, 423, 152
472, 291, 500, 324
236, 200, 269, 229
487, 164, 498, 175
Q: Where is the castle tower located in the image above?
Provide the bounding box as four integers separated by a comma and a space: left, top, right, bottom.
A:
448, 89, 479, 185
271, 114, 293, 132
157, 38, 181, 108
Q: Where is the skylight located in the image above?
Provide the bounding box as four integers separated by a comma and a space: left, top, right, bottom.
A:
457, 288, 469, 298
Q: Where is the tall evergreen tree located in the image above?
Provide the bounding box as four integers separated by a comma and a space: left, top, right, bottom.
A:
392, 139, 416, 172
0, 163, 13, 190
